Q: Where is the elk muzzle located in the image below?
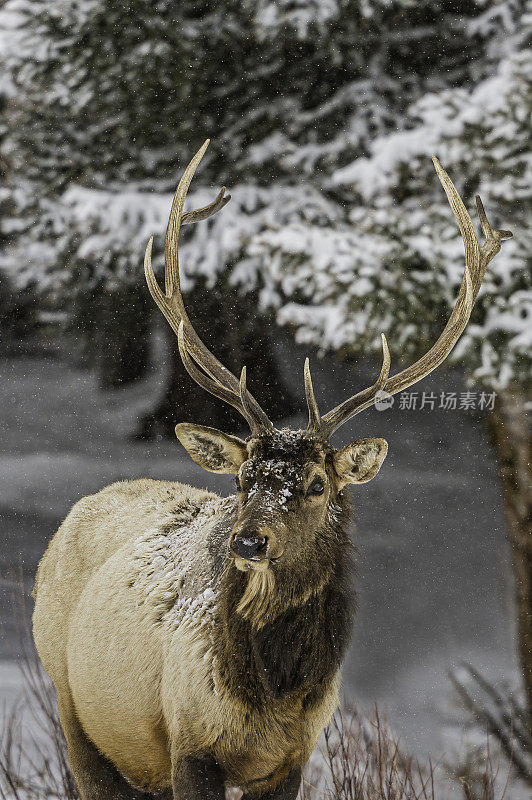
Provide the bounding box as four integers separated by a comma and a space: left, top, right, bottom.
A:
230, 524, 281, 571
231, 534, 269, 561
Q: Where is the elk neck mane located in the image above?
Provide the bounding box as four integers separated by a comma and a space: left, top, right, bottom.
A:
211, 488, 356, 706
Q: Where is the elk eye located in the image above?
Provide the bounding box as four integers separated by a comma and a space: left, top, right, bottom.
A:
308, 479, 325, 496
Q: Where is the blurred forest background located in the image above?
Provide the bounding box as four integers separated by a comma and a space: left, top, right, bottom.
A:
0, 0, 530, 797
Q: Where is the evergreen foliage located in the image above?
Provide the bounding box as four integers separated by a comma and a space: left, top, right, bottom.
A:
251, 1, 531, 393
0, 0, 508, 291
0, 0, 527, 396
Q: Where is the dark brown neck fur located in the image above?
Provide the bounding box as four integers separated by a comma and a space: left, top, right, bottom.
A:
212, 492, 356, 708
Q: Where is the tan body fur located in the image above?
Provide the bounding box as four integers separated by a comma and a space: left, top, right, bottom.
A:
33, 478, 339, 796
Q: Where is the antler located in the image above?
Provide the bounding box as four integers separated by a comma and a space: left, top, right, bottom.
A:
144, 139, 273, 434
307, 157, 512, 437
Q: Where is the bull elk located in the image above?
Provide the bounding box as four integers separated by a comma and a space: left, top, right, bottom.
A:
32, 141, 511, 800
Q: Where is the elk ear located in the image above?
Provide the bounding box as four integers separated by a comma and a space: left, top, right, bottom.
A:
334, 438, 388, 487
175, 423, 248, 474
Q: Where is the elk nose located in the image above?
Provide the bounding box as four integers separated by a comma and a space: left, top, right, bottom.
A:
232, 535, 269, 561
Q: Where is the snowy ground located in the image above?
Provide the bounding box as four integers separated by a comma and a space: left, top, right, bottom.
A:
0, 339, 521, 778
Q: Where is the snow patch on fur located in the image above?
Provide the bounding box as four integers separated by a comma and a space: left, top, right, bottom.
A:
130, 496, 234, 627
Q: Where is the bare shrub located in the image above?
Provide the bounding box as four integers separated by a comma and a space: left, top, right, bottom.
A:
300, 706, 436, 800
449, 663, 532, 788
0, 658, 76, 800
0, 577, 521, 800
300, 702, 525, 800
0, 657, 518, 800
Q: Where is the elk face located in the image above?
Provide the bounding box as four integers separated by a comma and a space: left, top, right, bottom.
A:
175, 424, 387, 573
231, 430, 333, 572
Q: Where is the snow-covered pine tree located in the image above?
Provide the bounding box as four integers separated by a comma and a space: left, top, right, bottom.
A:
0, 0, 299, 420
0, 0, 505, 430
245, 0, 532, 712
0, 12, 37, 352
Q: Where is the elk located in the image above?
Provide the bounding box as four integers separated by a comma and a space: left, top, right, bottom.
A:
32, 141, 511, 800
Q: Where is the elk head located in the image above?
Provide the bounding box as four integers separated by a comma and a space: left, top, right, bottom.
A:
144, 140, 511, 587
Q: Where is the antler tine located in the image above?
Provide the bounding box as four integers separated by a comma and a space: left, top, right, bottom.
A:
322, 334, 390, 434
163, 139, 208, 299
175, 323, 261, 431
181, 186, 231, 226
144, 140, 273, 434
304, 358, 323, 432
320, 158, 511, 437
475, 195, 513, 276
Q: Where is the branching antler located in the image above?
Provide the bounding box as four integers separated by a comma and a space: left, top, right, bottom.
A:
145, 143, 511, 441
144, 139, 273, 434
307, 157, 512, 437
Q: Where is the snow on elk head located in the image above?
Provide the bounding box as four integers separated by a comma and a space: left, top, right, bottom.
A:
174, 423, 386, 580
144, 139, 512, 587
